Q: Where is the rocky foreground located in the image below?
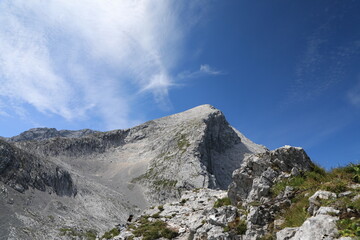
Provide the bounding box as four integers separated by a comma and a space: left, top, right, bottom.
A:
105, 147, 360, 240
0, 105, 359, 239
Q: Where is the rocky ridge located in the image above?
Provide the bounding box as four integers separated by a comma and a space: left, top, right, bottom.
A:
111, 147, 359, 240
7, 128, 99, 142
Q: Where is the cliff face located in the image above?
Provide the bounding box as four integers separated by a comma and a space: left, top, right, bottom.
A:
0, 139, 76, 196
0, 105, 266, 239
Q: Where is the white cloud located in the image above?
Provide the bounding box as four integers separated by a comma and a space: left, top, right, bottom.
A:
0, 0, 201, 129
178, 64, 223, 79
348, 80, 360, 107
199, 64, 222, 75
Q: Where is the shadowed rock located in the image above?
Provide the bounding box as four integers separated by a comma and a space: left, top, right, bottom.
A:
0, 139, 76, 196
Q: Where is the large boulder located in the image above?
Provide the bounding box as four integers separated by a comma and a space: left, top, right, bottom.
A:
277, 213, 339, 240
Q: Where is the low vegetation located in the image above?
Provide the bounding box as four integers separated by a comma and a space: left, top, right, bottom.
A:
270, 163, 360, 237
214, 197, 232, 208
131, 216, 178, 240
101, 227, 120, 239
224, 218, 247, 235
59, 227, 97, 240
177, 133, 190, 153
337, 218, 360, 237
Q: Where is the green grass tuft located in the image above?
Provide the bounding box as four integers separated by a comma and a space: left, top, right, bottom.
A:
132, 218, 178, 240
272, 162, 360, 232
214, 197, 232, 208
224, 218, 247, 235
101, 227, 120, 239
337, 218, 360, 237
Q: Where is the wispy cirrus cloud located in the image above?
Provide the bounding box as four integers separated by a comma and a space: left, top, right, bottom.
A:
178, 64, 223, 79
287, 3, 360, 106
0, 0, 204, 129
347, 80, 360, 107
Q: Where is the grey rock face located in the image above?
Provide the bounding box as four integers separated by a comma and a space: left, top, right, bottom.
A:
127, 105, 267, 203
0, 139, 76, 196
277, 214, 339, 240
7, 127, 98, 142
308, 190, 337, 216
119, 189, 245, 240
228, 146, 313, 205
0, 104, 266, 239
227, 146, 316, 240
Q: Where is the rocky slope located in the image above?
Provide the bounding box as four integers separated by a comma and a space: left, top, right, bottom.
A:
0, 104, 266, 239
112, 147, 359, 240
2, 105, 357, 240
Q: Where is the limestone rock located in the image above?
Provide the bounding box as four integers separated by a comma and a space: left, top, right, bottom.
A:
308, 190, 337, 216
228, 146, 313, 205
277, 214, 339, 240
227, 146, 316, 240
124, 189, 244, 240
0, 139, 76, 196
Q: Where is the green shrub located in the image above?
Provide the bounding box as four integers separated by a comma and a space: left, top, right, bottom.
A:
224, 218, 247, 235
273, 162, 360, 233
337, 218, 360, 237
101, 227, 120, 239
132, 218, 178, 240
323, 179, 348, 193
214, 197, 232, 208
180, 198, 187, 205
59, 227, 98, 240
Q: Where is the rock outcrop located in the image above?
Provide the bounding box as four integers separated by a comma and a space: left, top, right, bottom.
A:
0, 139, 76, 196
228, 146, 313, 205
115, 189, 243, 240
277, 206, 340, 240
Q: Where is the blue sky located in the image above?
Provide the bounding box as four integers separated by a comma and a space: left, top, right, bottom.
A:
0, 1, 359, 169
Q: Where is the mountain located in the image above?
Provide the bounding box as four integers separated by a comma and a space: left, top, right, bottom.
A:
0, 104, 266, 239
2, 105, 357, 240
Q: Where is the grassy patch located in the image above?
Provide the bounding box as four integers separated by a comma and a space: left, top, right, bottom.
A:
273, 163, 360, 231
281, 194, 310, 228
131, 217, 178, 240
101, 227, 120, 239
214, 197, 232, 208
224, 218, 247, 235
177, 133, 190, 153
153, 179, 177, 188
59, 228, 97, 240
337, 218, 360, 237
